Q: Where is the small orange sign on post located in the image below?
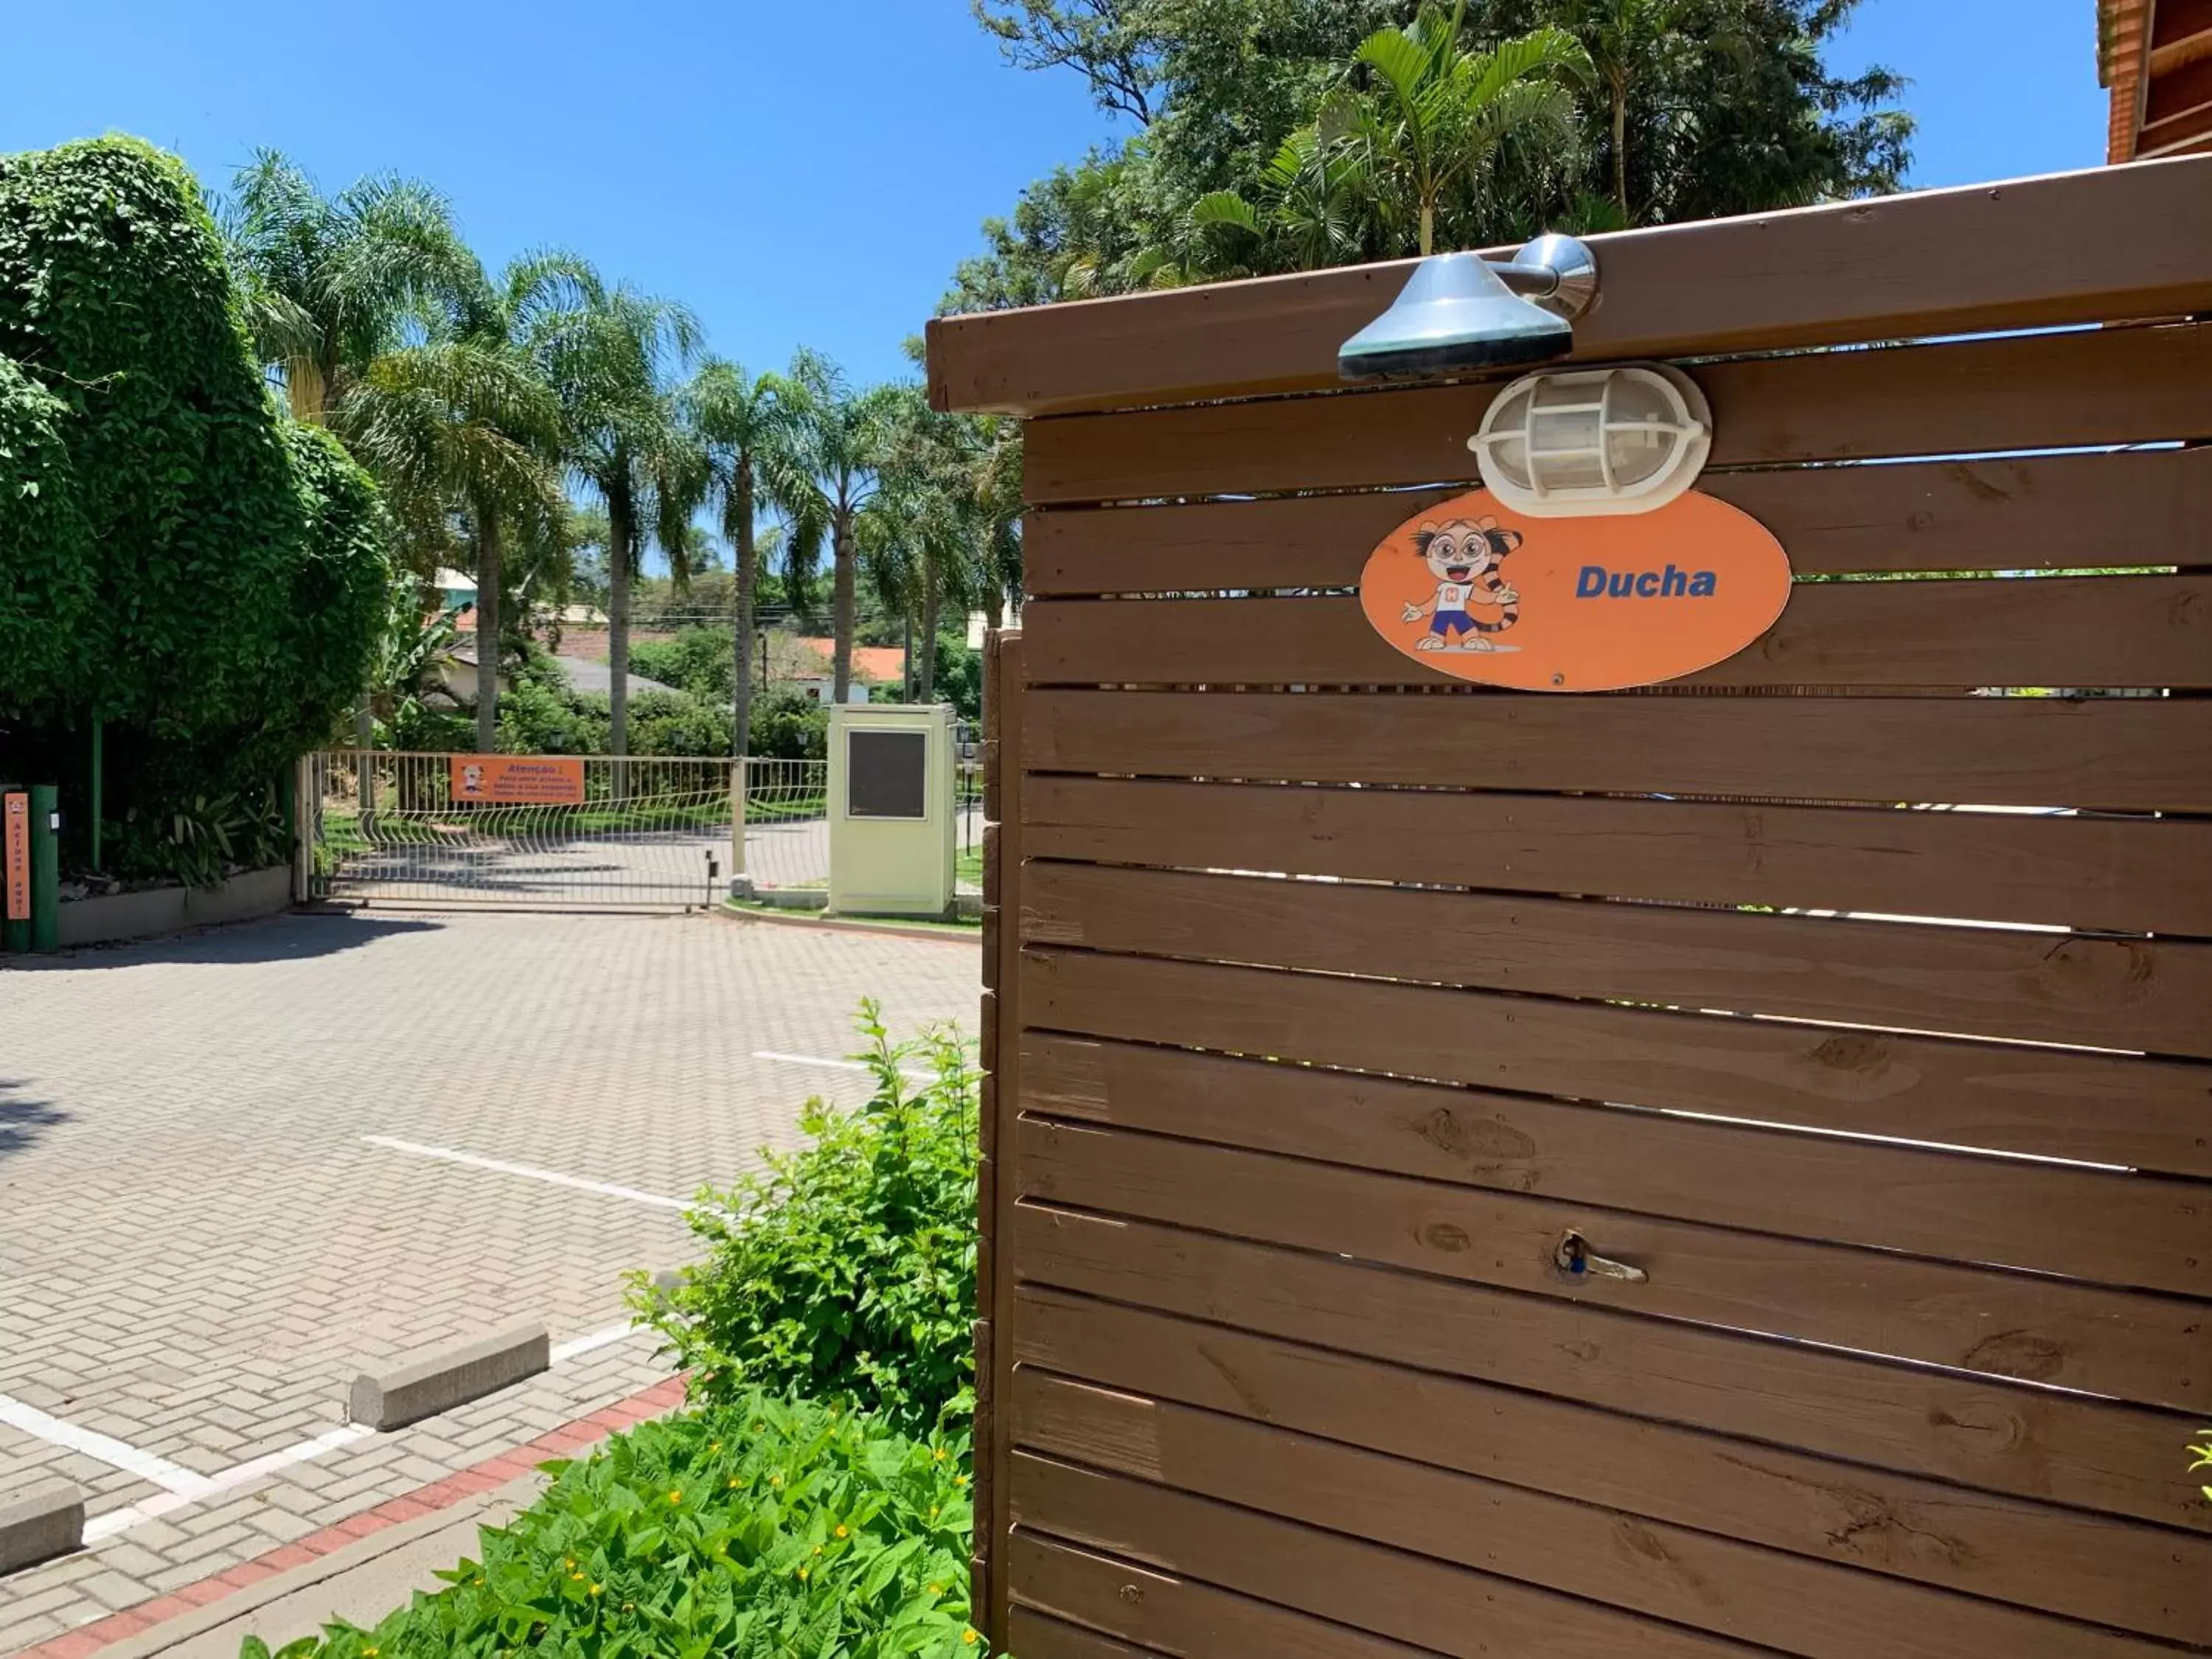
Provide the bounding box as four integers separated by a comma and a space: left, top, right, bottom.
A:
3, 792, 28, 921
1357, 487, 1792, 692
448, 755, 587, 804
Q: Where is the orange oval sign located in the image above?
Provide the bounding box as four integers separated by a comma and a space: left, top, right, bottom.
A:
1358, 487, 1792, 692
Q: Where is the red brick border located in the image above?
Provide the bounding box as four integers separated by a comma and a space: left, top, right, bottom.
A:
20, 1375, 690, 1659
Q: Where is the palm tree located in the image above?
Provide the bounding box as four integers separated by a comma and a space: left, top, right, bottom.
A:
860, 393, 964, 705
967, 414, 1025, 632
678, 360, 810, 757
335, 252, 588, 750
341, 336, 565, 752
1192, 115, 1365, 275
1346, 4, 1591, 257
222, 150, 481, 423
779, 352, 896, 706
526, 271, 702, 759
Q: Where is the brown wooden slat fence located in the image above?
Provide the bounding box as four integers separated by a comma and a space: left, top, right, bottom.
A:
942, 156, 2212, 1659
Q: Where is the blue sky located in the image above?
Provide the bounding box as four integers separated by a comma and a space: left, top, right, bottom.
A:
1, 0, 2104, 393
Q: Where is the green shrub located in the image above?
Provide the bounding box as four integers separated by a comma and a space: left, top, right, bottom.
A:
631, 689, 734, 757
633, 1003, 978, 1436
747, 684, 830, 761
244, 1393, 983, 1659
496, 675, 608, 757
630, 627, 737, 702
0, 136, 386, 865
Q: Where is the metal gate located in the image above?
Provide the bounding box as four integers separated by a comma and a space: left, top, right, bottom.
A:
305, 751, 827, 909
945, 158, 2212, 1659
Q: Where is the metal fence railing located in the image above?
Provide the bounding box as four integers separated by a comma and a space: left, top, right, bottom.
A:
733, 757, 830, 894
305, 742, 985, 909
307, 751, 836, 911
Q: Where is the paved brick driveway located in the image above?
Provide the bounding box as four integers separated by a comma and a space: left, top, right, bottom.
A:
0, 909, 978, 1652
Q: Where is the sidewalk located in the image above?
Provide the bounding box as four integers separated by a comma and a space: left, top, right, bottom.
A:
19, 1376, 687, 1659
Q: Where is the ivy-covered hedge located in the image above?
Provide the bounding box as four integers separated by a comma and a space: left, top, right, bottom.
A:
0, 136, 386, 869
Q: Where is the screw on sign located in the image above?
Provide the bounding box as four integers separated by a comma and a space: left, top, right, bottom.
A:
4, 792, 27, 921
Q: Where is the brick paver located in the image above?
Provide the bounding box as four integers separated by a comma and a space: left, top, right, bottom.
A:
0, 910, 978, 1650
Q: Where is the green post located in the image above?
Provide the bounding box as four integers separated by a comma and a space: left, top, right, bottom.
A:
89, 720, 103, 872
29, 782, 59, 952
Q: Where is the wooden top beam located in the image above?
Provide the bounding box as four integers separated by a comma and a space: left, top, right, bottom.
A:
925, 156, 2212, 417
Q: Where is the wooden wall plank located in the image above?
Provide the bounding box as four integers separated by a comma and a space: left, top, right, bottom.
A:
1011, 1453, 1773, 1659
1021, 774, 2212, 937
1020, 947, 2212, 1178
1022, 451, 2212, 594
1015, 1372, 2186, 1658
1022, 323, 2212, 504
925, 156, 2212, 417
1014, 1117, 2208, 1405
1020, 576, 2212, 691
1019, 861, 2212, 1058
1013, 1290, 2212, 1645
1011, 1205, 2212, 1531
1020, 1036, 2212, 1349
1008, 1533, 1449, 1659
1023, 688, 2212, 813
1006, 1606, 1172, 1659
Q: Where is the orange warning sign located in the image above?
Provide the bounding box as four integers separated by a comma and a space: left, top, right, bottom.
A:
1357, 487, 1792, 692
4, 793, 27, 921
448, 755, 586, 804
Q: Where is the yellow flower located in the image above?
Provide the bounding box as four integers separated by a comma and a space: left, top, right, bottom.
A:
727, 1477, 740, 1488
588, 1584, 602, 1597
927, 1584, 942, 1596
833, 1525, 848, 1539
708, 1441, 721, 1453
797, 1567, 810, 1582
929, 1506, 939, 1519
953, 1475, 968, 1488
570, 1571, 585, 1582
813, 1545, 823, 1557
769, 1474, 782, 1487
963, 1631, 980, 1646
932, 1449, 947, 1462
667, 1489, 682, 1505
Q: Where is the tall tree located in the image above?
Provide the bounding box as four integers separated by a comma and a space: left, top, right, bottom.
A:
338, 257, 575, 750
222, 150, 481, 423
860, 390, 987, 705
527, 272, 701, 759
952, 0, 1910, 304
223, 150, 484, 747
679, 359, 810, 757
779, 352, 894, 706
1343, 5, 1589, 255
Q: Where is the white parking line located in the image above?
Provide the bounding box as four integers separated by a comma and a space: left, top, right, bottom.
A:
550, 1321, 646, 1364
66, 1321, 652, 1543
753, 1049, 930, 1082
361, 1135, 692, 1211
83, 1425, 373, 1541
0, 1393, 218, 1498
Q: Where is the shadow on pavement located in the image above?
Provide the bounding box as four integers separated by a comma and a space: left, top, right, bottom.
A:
0, 1080, 67, 1162
3, 910, 444, 970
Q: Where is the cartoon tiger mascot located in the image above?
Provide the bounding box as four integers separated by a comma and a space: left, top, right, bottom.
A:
1401, 516, 1522, 652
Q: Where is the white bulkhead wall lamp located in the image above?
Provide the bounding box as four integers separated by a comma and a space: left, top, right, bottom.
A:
1338, 234, 1712, 516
